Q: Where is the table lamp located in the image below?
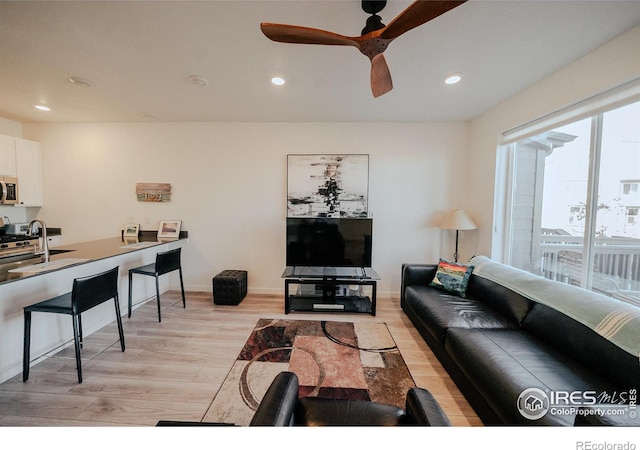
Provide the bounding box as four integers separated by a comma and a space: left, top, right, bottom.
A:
440, 209, 477, 262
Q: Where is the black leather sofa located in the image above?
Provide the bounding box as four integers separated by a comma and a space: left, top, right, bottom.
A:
249, 371, 452, 426
401, 257, 640, 426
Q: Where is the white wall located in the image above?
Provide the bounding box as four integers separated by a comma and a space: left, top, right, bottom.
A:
468, 24, 640, 260
0, 117, 22, 137
22, 122, 469, 296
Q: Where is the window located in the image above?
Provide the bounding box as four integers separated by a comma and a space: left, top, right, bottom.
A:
500, 100, 640, 307
627, 207, 639, 225
621, 181, 639, 195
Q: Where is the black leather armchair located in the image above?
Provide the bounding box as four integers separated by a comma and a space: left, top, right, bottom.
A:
250, 371, 452, 426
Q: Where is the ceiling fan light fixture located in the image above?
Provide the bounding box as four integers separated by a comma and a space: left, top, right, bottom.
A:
444, 73, 463, 85
260, 1, 468, 97
271, 77, 285, 86
68, 77, 94, 88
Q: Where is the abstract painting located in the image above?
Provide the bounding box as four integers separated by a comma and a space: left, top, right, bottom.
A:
287, 154, 368, 218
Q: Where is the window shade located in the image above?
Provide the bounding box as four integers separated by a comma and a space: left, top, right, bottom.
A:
501, 77, 640, 145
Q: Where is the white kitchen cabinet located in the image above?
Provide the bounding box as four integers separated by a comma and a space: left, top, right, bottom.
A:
15, 138, 43, 207
0, 134, 17, 176
0, 135, 43, 207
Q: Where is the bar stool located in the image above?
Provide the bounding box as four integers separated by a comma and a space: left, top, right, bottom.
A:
128, 247, 185, 322
23, 266, 125, 383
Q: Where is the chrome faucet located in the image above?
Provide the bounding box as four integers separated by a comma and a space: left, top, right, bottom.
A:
28, 219, 49, 263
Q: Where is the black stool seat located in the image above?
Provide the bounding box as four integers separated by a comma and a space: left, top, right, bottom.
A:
128, 247, 185, 322
26, 292, 75, 314
131, 262, 155, 273
23, 266, 125, 383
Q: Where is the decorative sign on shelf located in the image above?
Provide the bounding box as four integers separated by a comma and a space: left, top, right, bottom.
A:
287, 154, 369, 218
136, 183, 171, 202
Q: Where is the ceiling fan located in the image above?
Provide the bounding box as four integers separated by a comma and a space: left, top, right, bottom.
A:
260, 1, 467, 98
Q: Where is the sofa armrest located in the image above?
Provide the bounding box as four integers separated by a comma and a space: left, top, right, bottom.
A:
401, 264, 438, 306
404, 387, 452, 426
402, 264, 438, 287
249, 371, 299, 426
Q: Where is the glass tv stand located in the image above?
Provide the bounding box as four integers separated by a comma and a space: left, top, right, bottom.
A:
282, 266, 379, 316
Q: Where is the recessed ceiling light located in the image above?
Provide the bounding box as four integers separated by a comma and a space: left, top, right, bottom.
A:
188, 75, 209, 87
68, 77, 93, 87
271, 77, 285, 86
35, 105, 51, 112
444, 73, 463, 85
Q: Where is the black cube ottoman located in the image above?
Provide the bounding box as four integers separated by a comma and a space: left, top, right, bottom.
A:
213, 270, 247, 305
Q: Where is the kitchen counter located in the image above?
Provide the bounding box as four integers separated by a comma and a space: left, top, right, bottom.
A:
0, 235, 188, 383
0, 236, 186, 285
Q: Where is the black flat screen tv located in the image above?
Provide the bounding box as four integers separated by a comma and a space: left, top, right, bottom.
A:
286, 218, 373, 267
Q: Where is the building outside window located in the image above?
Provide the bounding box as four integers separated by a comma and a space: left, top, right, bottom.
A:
627, 207, 639, 225
499, 99, 640, 308
621, 180, 639, 195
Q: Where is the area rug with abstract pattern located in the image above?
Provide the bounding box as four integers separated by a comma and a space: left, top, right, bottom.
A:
203, 318, 415, 426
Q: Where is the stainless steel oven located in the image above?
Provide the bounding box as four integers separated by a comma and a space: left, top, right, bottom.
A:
0, 177, 19, 205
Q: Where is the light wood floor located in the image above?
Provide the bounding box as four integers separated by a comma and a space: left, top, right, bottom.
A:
0, 290, 482, 427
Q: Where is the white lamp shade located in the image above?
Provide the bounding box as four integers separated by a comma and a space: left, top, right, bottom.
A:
440, 209, 477, 230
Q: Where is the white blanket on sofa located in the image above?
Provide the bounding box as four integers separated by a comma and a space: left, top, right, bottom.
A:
470, 255, 640, 361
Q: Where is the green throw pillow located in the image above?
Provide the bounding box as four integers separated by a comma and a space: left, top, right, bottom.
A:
429, 258, 474, 297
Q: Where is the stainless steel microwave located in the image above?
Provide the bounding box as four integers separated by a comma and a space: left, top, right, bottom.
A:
0, 176, 19, 205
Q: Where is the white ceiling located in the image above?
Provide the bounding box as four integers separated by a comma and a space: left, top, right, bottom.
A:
1, 0, 640, 123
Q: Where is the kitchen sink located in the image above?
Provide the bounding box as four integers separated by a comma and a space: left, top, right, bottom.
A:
48, 249, 75, 255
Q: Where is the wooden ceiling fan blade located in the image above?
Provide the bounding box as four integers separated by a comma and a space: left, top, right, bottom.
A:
260, 23, 359, 47
370, 53, 393, 98
380, 0, 467, 40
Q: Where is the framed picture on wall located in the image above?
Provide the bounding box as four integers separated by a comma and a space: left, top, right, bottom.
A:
123, 223, 139, 237
287, 154, 369, 218
157, 220, 182, 239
